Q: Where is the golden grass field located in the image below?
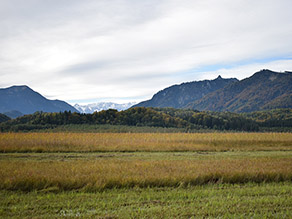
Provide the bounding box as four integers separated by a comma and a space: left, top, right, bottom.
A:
0, 132, 292, 152
1, 157, 292, 191
1, 132, 292, 217
0, 132, 292, 191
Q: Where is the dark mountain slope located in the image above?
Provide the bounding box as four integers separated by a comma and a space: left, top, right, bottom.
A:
188, 70, 292, 112
262, 93, 292, 110
0, 113, 10, 123
133, 76, 238, 108
0, 85, 78, 115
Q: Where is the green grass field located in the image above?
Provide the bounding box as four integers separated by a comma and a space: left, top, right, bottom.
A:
1, 183, 292, 218
1, 132, 292, 218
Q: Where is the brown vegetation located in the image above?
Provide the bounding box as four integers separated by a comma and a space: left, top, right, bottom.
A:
1, 158, 292, 191
0, 132, 292, 152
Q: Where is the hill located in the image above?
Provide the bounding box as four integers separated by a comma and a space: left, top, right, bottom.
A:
2, 107, 292, 132
133, 76, 238, 108
3, 110, 23, 119
187, 70, 292, 112
0, 113, 10, 123
0, 107, 261, 132
0, 85, 78, 115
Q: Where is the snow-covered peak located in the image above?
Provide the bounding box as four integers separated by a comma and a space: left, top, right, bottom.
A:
74, 102, 136, 113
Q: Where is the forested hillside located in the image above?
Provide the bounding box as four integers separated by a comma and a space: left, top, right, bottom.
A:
2, 107, 291, 132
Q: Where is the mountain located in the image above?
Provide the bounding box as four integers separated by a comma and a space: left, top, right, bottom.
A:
3, 110, 23, 119
187, 69, 292, 112
74, 102, 136, 113
0, 85, 78, 115
0, 113, 11, 123
133, 76, 238, 108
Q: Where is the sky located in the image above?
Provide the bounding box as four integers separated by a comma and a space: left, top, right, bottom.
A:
0, 0, 292, 105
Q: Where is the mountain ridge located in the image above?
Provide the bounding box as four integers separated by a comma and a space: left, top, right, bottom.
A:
2, 69, 291, 115
0, 85, 78, 115
133, 76, 238, 108
187, 69, 292, 112
133, 69, 292, 113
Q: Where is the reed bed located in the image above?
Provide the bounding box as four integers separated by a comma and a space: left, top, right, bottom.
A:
0, 132, 292, 152
1, 158, 292, 191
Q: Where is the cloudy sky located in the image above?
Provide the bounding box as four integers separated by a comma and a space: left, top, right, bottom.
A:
1, 0, 292, 104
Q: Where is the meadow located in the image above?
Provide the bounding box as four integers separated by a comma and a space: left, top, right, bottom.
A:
1, 183, 292, 218
1, 132, 292, 217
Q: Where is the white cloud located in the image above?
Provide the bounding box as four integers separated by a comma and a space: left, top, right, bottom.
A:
0, 0, 292, 104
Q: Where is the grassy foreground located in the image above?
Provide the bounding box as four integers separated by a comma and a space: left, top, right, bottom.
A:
1, 132, 292, 217
1, 183, 292, 218
0, 132, 292, 191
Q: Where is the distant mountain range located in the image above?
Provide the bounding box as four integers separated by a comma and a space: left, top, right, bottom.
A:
74, 102, 136, 113
1, 69, 291, 118
0, 85, 135, 117
133, 76, 238, 108
0, 85, 78, 116
134, 69, 292, 113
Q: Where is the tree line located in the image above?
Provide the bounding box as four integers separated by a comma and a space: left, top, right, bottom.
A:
0, 107, 258, 132
0, 107, 292, 132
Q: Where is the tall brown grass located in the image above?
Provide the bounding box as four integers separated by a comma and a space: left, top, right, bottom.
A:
0, 132, 292, 152
0, 133, 292, 152
1, 158, 292, 191
1, 132, 292, 191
